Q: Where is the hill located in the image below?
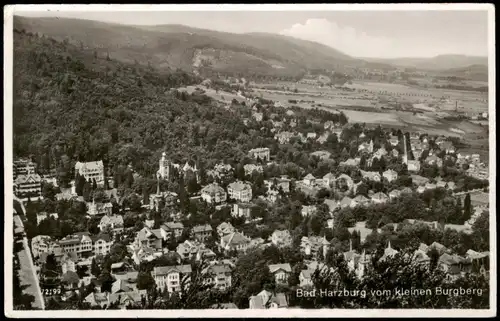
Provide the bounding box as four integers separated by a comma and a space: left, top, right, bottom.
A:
435, 64, 489, 82
12, 29, 347, 187
14, 16, 390, 80
12, 28, 247, 181
362, 54, 488, 71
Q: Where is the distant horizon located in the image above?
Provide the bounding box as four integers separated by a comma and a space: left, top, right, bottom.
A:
14, 9, 490, 59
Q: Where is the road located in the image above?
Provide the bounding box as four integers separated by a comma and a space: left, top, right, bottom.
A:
13, 214, 45, 310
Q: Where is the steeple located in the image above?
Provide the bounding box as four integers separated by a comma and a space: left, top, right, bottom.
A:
156, 175, 160, 195
349, 238, 353, 252
387, 240, 392, 250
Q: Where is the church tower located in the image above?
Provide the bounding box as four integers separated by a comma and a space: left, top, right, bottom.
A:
158, 152, 170, 180
356, 249, 370, 279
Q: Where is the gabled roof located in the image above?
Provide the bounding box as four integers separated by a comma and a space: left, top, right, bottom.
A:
192, 224, 212, 233
303, 173, 316, 180
153, 264, 192, 276
268, 263, 292, 274
111, 279, 131, 294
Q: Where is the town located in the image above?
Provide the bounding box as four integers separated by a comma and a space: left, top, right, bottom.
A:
13, 98, 490, 310
10, 9, 491, 312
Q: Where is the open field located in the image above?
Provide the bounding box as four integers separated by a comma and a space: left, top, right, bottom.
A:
179, 85, 247, 104
249, 80, 489, 157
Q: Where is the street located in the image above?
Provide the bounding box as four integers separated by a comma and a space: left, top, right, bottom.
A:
13, 215, 45, 310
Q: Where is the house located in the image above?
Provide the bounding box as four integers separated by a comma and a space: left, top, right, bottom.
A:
252, 112, 263, 122
177, 240, 216, 261
207, 163, 233, 179
389, 135, 399, 146
371, 192, 389, 204
340, 158, 360, 167
316, 133, 329, 144
407, 160, 421, 172
231, 202, 254, 219
322, 173, 336, 188
392, 149, 400, 158
220, 232, 251, 253
264, 177, 290, 193
274, 131, 295, 144
352, 195, 371, 207
436, 181, 447, 189
14, 170, 42, 199
227, 181, 253, 202
339, 196, 354, 208
149, 191, 178, 211
268, 263, 292, 284
13, 159, 37, 178
201, 183, 227, 204
379, 241, 399, 262
301, 205, 317, 217
360, 170, 381, 182
61, 271, 80, 290
307, 132, 317, 140
437, 253, 462, 276
203, 262, 233, 290
248, 148, 270, 162
244, 164, 264, 176
358, 140, 374, 153
323, 199, 340, 213
60, 252, 78, 274
413, 149, 423, 161
303, 174, 316, 186
425, 183, 437, 190
87, 200, 113, 217
439, 141, 456, 154
130, 247, 166, 265
411, 174, 430, 186
92, 234, 114, 256
75, 161, 105, 185
36, 212, 58, 225
425, 155, 443, 167
429, 242, 448, 255
152, 265, 192, 293
382, 169, 398, 182
161, 222, 184, 240
389, 189, 402, 200
270, 230, 292, 248
98, 214, 124, 233
310, 150, 331, 160
144, 220, 155, 229
249, 290, 288, 309
135, 227, 163, 250
444, 224, 473, 235
336, 174, 354, 191
300, 236, 330, 258
217, 222, 235, 238
412, 249, 431, 266
191, 224, 213, 243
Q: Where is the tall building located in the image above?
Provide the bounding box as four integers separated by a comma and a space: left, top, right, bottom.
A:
157, 152, 170, 180
14, 167, 42, 198
14, 159, 37, 179
75, 161, 104, 185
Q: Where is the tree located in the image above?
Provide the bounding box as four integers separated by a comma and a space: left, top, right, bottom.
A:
232, 248, 276, 308
82, 180, 92, 201
137, 271, 155, 290
91, 257, 101, 277
463, 193, 472, 223
99, 269, 115, 293
92, 178, 98, 190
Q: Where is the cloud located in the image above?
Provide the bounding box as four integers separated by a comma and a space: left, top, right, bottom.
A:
279, 18, 396, 58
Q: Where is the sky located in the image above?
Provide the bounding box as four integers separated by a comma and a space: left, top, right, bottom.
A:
15, 8, 489, 58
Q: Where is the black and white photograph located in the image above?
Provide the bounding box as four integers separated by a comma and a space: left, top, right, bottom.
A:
4, 4, 496, 318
